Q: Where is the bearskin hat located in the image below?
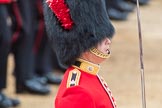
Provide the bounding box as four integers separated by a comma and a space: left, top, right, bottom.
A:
43, 0, 115, 67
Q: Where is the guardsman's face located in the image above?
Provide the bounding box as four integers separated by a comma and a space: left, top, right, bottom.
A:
80, 37, 111, 64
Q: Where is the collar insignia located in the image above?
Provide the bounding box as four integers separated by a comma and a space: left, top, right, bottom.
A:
72, 59, 100, 75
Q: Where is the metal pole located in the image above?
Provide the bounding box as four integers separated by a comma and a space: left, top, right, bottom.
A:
136, 0, 147, 108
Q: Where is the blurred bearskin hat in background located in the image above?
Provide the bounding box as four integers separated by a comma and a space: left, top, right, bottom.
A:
43, 0, 115, 67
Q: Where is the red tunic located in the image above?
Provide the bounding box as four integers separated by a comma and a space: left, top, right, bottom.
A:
0, 0, 11, 4
55, 59, 116, 108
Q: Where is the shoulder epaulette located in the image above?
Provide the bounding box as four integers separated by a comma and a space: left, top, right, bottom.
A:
67, 69, 81, 88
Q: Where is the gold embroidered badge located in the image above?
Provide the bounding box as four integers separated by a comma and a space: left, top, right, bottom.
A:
67, 69, 81, 88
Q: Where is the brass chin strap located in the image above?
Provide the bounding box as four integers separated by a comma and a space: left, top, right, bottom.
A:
90, 47, 110, 59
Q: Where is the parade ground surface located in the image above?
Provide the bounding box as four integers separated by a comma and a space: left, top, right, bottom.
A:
5, 0, 162, 108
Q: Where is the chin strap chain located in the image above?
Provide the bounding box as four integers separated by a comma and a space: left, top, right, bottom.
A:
136, 0, 147, 108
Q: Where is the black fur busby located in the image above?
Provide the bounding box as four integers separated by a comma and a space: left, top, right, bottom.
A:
43, 0, 115, 67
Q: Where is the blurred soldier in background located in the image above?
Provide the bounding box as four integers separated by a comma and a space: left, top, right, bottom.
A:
106, 0, 150, 20
0, 1, 20, 108
106, 0, 135, 20
33, 0, 62, 85
0, 0, 51, 100
10, 0, 50, 95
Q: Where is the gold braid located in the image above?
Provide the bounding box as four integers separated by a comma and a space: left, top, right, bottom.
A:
90, 47, 110, 59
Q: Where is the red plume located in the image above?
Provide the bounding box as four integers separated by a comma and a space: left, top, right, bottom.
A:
46, 0, 74, 30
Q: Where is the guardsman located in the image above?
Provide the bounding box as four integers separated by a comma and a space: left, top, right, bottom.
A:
105, 0, 134, 20
43, 0, 117, 107
0, 1, 20, 108
1, 0, 50, 98
10, 0, 51, 94
34, 0, 62, 85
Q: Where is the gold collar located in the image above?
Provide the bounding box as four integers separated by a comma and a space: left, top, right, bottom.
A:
72, 59, 100, 75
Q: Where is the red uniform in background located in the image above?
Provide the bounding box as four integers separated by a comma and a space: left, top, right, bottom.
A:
55, 59, 117, 108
